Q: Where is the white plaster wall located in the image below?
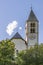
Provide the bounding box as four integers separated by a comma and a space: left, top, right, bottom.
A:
12, 39, 26, 52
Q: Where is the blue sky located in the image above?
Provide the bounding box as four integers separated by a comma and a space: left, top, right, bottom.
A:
0, 0, 43, 43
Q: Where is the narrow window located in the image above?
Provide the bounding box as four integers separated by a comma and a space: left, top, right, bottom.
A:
16, 50, 18, 54
30, 28, 35, 33
33, 28, 35, 33
30, 23, 35, 27
30, 28, 33, 33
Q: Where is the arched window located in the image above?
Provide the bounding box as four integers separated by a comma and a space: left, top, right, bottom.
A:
30, 28, 35, 33
30, 23, 35, 27
16, 50, 18, 54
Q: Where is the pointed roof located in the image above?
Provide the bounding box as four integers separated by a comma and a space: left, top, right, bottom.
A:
11, 32, 27, 45
11, 32, 23, 39
27, 9, 38, 22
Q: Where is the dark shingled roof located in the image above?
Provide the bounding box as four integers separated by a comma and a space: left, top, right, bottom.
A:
27, 9, 38, 22
11, 32, 26, 41
11, 32, 23, 39
11, 32, 27, 45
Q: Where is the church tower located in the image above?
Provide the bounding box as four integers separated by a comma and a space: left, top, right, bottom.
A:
25, 8, 39, 48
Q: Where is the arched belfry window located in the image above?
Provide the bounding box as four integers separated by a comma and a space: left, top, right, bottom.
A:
30, 28, 35, 33
30, 23, 36, 33
30, 23, 35, 27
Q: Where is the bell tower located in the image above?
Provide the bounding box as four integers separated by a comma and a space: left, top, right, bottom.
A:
25, 9, 39, 48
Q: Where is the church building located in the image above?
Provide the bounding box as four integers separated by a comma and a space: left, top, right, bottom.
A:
11, 8, 39, 52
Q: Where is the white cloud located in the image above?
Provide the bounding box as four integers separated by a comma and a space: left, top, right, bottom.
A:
19, 27, 22, 30
6, 21, 18, 36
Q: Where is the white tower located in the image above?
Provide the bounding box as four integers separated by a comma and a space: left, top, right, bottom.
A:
25, 9, 39, 48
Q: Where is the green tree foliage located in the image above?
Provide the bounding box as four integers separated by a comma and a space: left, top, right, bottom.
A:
16, 44, 43, 65
0, 39, 17, 65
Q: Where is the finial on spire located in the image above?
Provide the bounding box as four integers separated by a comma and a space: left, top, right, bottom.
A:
31, 4, 32, 10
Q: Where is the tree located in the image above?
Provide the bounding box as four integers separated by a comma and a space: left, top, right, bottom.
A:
0, 39, 16, 65
16, 44, 43, 65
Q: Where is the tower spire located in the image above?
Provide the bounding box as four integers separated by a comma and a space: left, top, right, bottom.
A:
31, 4, 32, 10
27, 6, 38, 22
